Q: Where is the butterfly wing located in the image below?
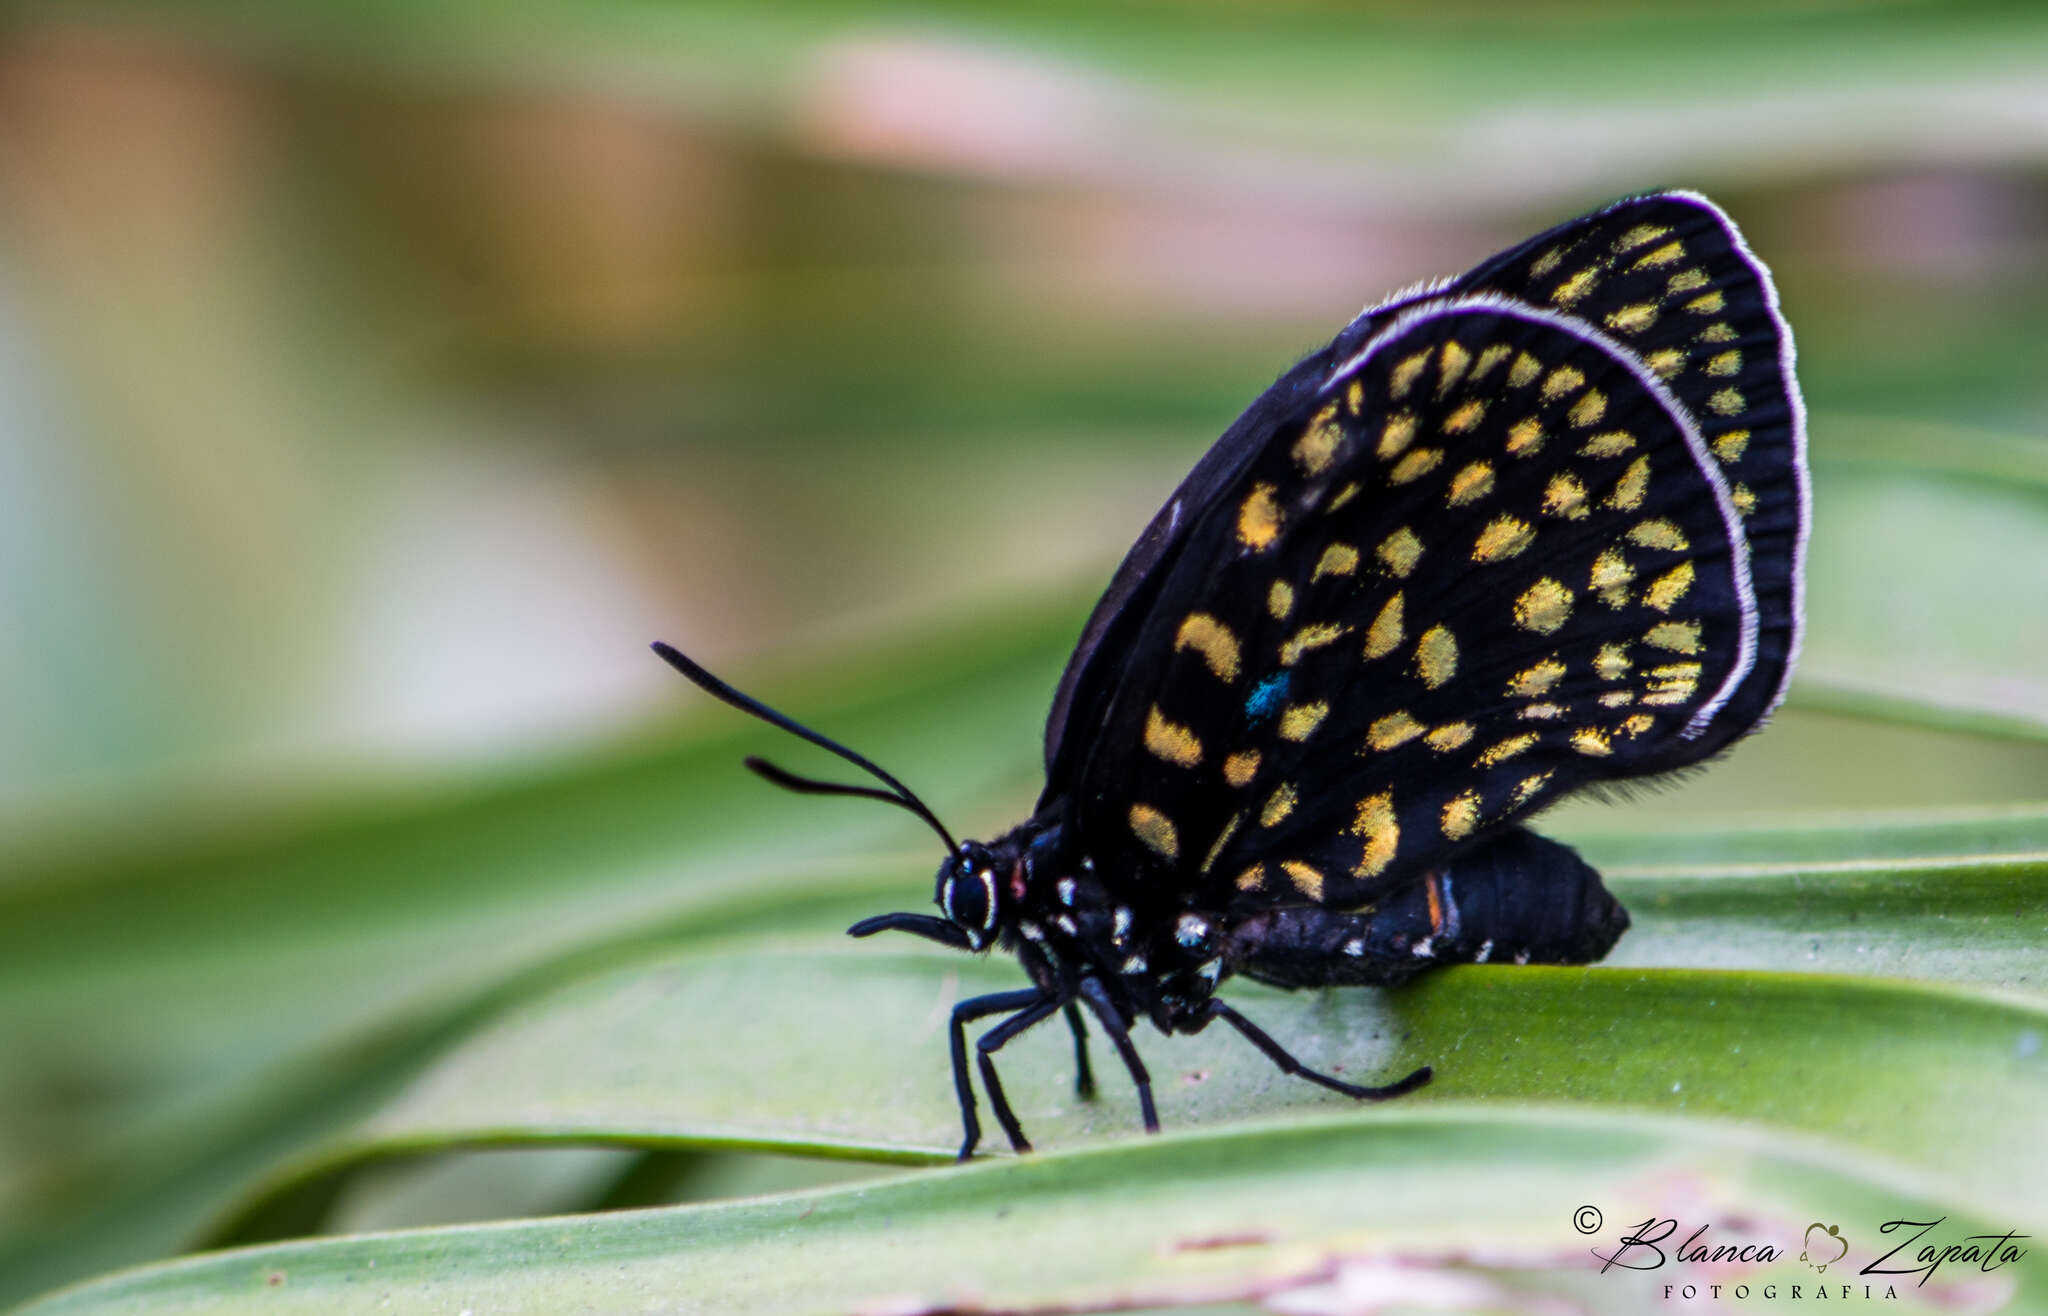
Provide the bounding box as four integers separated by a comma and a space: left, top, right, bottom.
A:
1058, 295, 1798, 914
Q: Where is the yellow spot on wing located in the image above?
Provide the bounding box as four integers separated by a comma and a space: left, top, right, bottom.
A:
1281, 622, 1349, 666
1541, 365, 1585, 402
1645, 562, 1695, 612
1200, 810, 1241, 875
1506, 417, 1545, 456
1644, 348, 1683, 380
1328, 482, 1360, 513
1389, 350, 1431, 400
1261, 782, 1297, 828
1175, 613, 1242, 681
1478, 733, 1537, 766
1599, 689, 1634, 708
1473, 514, 1534, 562
1293, 404, 1344, 475
1447, 462, 1494, 506
1365, 592, 1406, 659
1542, 472, 1589, 520
1595, 642, 1631, 680
1425, 721, 1474, 751
1629, 519, 1689, 551
1234, 864, 1267, 892
1732, 483, 1757, 516
1281, 860, 1325, 901
1712, 429, 1751, 462
1268, 580, 1294, 619
1389, 448, 1443, 485
1614, 224, 1670, 253
1606, 456, 1650, 511
1699, 322, 1737, 343
1581, 430, 1635, 458
1508, 658, 1565, 697
1314, 543, 1359, 579
1530, 247, 1564, 277
1438, 340, 1471, 396
1443, 399, 1487, 434
1224, 749, 1261, 787
1237, 484, 1284, 551
1513, 772, 1553, 806
1415, 625, 1459, 688
1630, 239, 1684, 270
1667, 269, 1708, 295
1709, 387, 1744, 416
1621, 713, 1656, 736
1144, 706, 1203, 767
1129, 804, 1178, 859
1590, 547, 1635, 594
1519, 702, 1563, 721
1688, 291, 1727, 314
1706, 350, 1741, 377
1606, 303, 1658, 334
1508, 353, 1542, 387
1348, 791, 1399, 878
1568, 390, 1608, 428
1645, 620, 1704, 654
1367, 710, 1423, 750
1377, 528, 1422, 578
1345, 379, 1364, 413
1280, 702, 1329, 742
1472, 344, 1512, 380
1442, 790, 1481, 840
1514, 578, 1574, 634
1552, 267, 1600, 306
1571, 728, 1612, 757
1379, 413, 1417, 458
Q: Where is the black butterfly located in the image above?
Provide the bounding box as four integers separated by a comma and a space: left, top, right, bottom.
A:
656, 190, 1808, 1159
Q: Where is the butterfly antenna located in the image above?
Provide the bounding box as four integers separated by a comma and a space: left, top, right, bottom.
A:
650, 641, 960, 854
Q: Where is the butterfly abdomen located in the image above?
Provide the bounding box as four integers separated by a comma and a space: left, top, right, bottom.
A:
1224, 826, 1627, 989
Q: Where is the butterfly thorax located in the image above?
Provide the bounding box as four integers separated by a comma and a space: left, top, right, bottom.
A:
940, 813, 1228, 1033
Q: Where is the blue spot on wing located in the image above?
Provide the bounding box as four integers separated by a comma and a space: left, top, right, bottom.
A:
1245, 672, 1290, 723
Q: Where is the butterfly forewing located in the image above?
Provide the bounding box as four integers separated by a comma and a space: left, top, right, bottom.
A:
1067, 297, 1758, 912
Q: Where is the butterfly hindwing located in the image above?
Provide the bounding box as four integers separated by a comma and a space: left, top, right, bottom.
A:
1065, 296, 1761, 911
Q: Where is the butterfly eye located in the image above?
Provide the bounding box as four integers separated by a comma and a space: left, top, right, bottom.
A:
941, 862, 1000, 939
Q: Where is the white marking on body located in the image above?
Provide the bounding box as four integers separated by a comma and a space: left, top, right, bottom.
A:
1122, 953, 1148, 974
1475, 938, 1494, 963
1344, 938, 1365, 957
1113, 906, 1132, 940
1057, 877, 1077, 906
1176, 913, 1210, 948
1412, 935, 1436, 959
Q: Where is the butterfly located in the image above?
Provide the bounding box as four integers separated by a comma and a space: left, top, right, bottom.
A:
656, 190, 1808, 1159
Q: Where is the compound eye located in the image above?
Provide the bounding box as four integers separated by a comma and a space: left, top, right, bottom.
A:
943, 865, 999, 935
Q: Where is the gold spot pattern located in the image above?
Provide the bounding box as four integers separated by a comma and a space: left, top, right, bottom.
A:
1282, 860, 1325, 900
1614, 224, 1669, 253
1732, 484, 1757, 516
1645, 348, 1683, 379
1348, 791, 1399, 878
1390, 350, 1431, 400
1389, 448, 1444, 485
1645, 562, 1695, 612
1668, 269, 1708, 295
1443, 399, 1487, 434
1621, 713, 1655, 736
1605, 456, 1650, 511
1367, 710, 1423, 751
1345, 379, 1364, 413
1478, 733, 1538, 766
1580, 430, 1636, 458
1591, 547, 1634, 607
1515, 578, 1574, 634
1508, 353, 1542, 387
1447, 461, 1494, 506
1328, 482, 1360, 512
1377, 528, 1423, 577
1280, 702, 1329, 742
1569, 390, 1608, 428
1261, 783, 1297, 828
1542, 472, 1589, 520
1519, 702, 1564, 721
1235, 864, 1266, 892
1688, 291, 1727, 314
1364, 592, 1406, 660
1437, 340, 1471, 396
1293, 403, 1344, 474
1599, 689, 1635, 708
1144, 706, 1203, 767
1530, 247, 1563, 277
1595, 642, 1631, 681
1268, 580, 1294, 619
1129, 804, 1178, 859
1571, 729, 1613, 757
1508, 659, 1565, 697
1629, 519, 1689, 551
1541, 365, 1585, 401
1552, 267, 1600, 305
1630, 238, 1684, 270
1224, 750, 1262, 787
1473, 514, 1535, 562
1425, 722, 1474, 751
1200, 811, 1241, 875
1415, 625, 1459, 689
1281, 623, 1349, 666
1706, 350, 1741, 377
1238, 483, 1284, 550
1505, 417, 1545, 456
1512, 772, 1553, 806
1606, 303, 1658, 334
1379, 413, 1417, 458
1713, 429, 1751, 462
1175, 613, 1242, 681
1645, 620, 1704, 654
1472, 344, 1512, 380
1442, 790, 1481, 841
1314, 543, 1360, 579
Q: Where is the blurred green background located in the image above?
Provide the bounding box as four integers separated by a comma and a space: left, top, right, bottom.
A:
2, 2, 2045, 1312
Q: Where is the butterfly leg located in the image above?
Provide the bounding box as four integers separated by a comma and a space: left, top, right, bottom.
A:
1062, 1000, 1097, 1099
974, 996, 1065, 1154
1077, 977, 1161, 1135
1205, 999, 1433, 1101
949, 988, 1046, 1160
